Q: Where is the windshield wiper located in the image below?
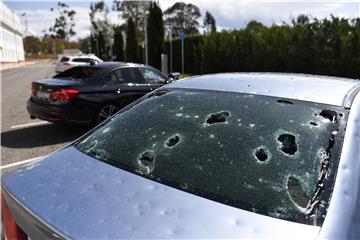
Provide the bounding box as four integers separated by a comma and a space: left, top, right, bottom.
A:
304, 129, 337, 215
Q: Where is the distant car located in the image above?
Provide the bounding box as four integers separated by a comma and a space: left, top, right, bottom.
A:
55, 55, 103, 73
2, 73, 360, 239
27, 62, 174, 125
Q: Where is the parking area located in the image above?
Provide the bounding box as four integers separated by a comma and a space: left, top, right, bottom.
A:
1, 61, 91, 172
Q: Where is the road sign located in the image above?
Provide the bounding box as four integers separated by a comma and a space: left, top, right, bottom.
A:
179, 31, 185, 41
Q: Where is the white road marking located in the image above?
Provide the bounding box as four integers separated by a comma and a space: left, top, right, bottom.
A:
0, 156, 45, 170
10, 121, 49, 129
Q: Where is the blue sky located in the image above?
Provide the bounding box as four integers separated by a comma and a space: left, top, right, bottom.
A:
4, 0, 360, 39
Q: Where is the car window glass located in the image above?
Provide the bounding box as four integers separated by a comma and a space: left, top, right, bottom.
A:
60, 57, 69, 62
103, 72, 118, 85
54, 66, 100, 81
139, 68, 166, 83
75, 89, 346, 226
72, 58, 94, 63
113, 68, 140, 84
103, 68, 140, 85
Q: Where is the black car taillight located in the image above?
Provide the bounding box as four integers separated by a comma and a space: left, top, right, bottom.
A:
1, 193, 27, 240
50, 89, 78, 103
31, 86, 37, 97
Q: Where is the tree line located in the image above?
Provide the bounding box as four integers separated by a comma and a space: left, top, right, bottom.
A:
164, 15, 360, 79
23, 1, 360, 79
84, 1, 214, 70
24, 1, 215, 70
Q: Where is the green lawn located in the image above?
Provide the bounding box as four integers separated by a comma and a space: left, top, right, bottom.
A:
179, 74, 193, 79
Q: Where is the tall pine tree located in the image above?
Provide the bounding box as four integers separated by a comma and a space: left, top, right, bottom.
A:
147, 2, 164, 69
97, 31, 106, 60
125, 18, 138, 62
113, 25, 124, 61
203, 11, 216, 34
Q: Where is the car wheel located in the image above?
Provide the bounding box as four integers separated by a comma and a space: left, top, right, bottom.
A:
96, 103, 119, 125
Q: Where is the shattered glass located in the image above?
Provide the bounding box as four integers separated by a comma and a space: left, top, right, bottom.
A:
75, 88, 346, 226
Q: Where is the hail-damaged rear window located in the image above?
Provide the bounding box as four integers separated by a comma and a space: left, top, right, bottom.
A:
54, 66, 100, 81
75, 88, 347, 226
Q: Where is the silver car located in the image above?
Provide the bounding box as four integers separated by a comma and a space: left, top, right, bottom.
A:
55, 55, 103, 73
2, 73, 360, 239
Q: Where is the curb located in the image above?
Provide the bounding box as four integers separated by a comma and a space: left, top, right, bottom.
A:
1, 61, 36, 71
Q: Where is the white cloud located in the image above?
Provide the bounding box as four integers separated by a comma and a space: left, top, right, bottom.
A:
192, 1, 359, 29
15, 1, 360, 40
159, 1, 359, 30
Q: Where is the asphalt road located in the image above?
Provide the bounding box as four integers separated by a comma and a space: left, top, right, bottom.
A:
1, 61, 90, 171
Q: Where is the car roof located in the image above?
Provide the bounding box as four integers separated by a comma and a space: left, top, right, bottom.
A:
92, 61, 150, 69
169, 73, 360, 107
65, 55, 98, 58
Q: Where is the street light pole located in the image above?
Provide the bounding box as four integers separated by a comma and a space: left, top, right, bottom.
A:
166, 22, 174, 73
109, 29, 114, 60
180, 31, 185, 74
91, 28, 99, 56
169, 28, 173, 73
21, 12, 29, 36
143, 2, 149, 65
88, 38, 91, 54
95, 36, 99, 57
144, 16, 148, 64
181, 37, 184, 74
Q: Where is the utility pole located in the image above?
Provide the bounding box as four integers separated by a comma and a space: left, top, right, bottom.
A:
180, 31, 185, 74
21, 12, 28, 36
91, 28, 99, 57
181, 38, 184, 74
109, 29, 114, 60
24, 19, 29, 36
143, 2, 149, 65
169, 28, 173, 73
96, 38, 99, 57
144, 17, 148, 64
88, 35, 91, 54
166, 22, 174, 73
52, 41, 56, 55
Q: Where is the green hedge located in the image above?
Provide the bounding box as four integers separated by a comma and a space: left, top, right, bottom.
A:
164, 35, 203, 74
164, 17, 360, 79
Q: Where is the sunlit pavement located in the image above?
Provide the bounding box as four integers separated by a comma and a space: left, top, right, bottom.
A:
1, 61, 90, 173
1, 60, 37, 71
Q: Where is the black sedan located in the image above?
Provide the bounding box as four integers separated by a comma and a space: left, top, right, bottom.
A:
27, 62, 174, 125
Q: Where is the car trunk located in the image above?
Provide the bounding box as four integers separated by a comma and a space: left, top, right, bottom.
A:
1, 146, 320, 239
31, 79, 80, 104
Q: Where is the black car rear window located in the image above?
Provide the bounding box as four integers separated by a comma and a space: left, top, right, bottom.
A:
75, 88, 346, 226
60, 57, 70, 62
54, 66, 100, 81
72, 58, 96, 63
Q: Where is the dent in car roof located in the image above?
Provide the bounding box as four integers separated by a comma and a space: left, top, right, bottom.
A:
169, 73, 360, 107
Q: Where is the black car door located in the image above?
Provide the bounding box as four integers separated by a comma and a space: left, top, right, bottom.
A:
102, 67, 149, 108
138, 67, 168, 91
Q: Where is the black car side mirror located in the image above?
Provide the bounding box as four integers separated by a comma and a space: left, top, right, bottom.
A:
168, 72, 181, 81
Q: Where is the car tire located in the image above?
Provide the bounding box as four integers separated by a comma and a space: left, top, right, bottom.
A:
95, 103, 119, 125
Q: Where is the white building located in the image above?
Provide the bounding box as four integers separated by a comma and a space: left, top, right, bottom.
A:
0, 0, 25, 63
